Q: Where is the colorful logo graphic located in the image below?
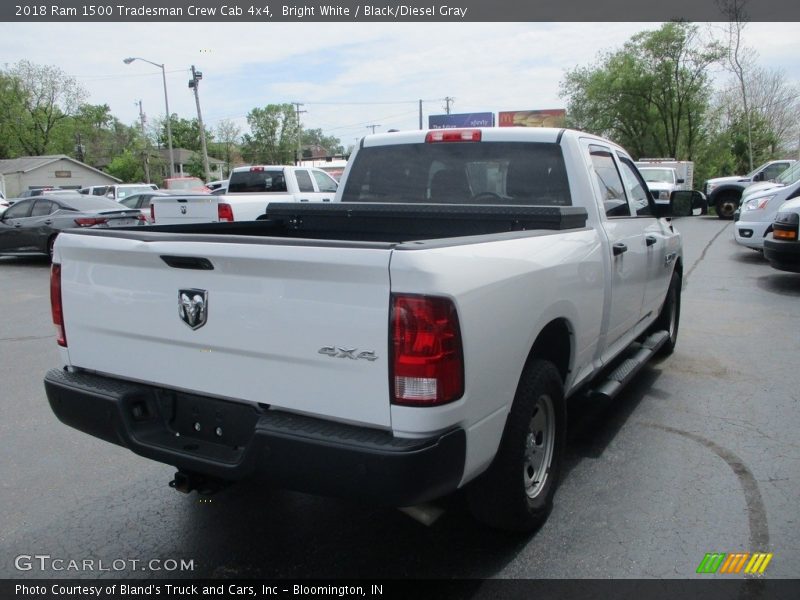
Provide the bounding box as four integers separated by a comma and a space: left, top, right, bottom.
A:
696, 552, 773, 575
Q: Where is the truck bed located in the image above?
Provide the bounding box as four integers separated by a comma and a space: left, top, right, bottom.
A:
106, 202, 589, 245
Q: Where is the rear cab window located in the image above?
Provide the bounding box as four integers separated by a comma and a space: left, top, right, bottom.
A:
229, 169, 288, 193
340, 142, 571, 206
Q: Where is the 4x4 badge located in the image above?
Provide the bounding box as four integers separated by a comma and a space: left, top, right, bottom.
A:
179, 289, 208, 330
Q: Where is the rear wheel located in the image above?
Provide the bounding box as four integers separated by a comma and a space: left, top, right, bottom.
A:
715, 193, 739, 220
467, 359, 566, 532
47, 234, 58, 262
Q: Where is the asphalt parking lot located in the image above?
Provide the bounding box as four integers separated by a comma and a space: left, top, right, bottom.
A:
1, 216, 798, 580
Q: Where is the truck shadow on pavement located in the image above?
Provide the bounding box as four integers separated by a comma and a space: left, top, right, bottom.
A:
756, 273, 800, 297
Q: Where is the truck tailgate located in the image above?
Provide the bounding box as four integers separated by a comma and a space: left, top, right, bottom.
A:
56, 232, 394, 428
152, 195, 219, 224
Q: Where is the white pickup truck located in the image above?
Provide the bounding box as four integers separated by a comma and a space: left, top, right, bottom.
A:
150, 165, 339, 224
44, 128, 701, 531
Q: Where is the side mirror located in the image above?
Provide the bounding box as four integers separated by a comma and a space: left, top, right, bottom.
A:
753, 172, 765, 182
663, 190, 705, 217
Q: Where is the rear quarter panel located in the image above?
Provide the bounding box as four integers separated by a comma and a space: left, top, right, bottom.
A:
389, 228, 604, 482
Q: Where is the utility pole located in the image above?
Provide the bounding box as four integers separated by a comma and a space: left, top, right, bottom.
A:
293, 102, 306, 165
419, 99, 423, 130
366, 124, 380, 134
135, 100, 151, 184
444, 96, 454, 115
188, 65, 211, 181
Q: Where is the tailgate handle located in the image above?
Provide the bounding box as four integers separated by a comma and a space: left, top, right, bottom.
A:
160, 255, 214, 270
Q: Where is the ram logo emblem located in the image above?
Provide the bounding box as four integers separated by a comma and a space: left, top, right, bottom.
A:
179, 289, 208, 330
318, 346, 378, 361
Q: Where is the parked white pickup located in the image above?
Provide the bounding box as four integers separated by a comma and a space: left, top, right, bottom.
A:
150, 165, 339, 224
45, 127, 702, 531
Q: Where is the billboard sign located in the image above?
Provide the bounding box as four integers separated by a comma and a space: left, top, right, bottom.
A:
498, 109, 566, 127
428, 112, 495, 129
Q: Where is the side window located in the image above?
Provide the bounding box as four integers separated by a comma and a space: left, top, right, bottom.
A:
3, 200, 33, 219
119, 196, 139, 208
311, 169, 338, 193
763, 163, 788, 181
589, 145, 630, 218
295, 170, 315, 193
30, 200, 54, 217
618, 158, 654, 217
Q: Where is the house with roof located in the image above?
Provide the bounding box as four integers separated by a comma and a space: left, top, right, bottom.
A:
0, 155, 121, 198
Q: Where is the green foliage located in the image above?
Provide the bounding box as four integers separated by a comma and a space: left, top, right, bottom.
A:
0, 60, 87, 157
241, 104, 299, 165
157, 115, 213, 152
106, 150, 145, 183
301, 128, 344, 156
184, 153, 206, 179
561, 22, 724, 168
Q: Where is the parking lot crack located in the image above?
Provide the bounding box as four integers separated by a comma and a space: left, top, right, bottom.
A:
684, 221, 732, 288
640, 422, 770, 550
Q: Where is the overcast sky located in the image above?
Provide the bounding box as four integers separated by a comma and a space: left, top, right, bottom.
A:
2, 22, 798, 149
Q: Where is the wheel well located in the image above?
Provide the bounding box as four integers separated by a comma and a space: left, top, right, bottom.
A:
713, 188, 742, 203
526, 319, 571, 383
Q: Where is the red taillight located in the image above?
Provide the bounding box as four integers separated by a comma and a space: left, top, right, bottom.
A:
249, 166, 265, 172
74, 217, 107, 227
50, 264, 67, 347
218, 203, 234, 222
391, 294, 464, 406
425, 129, 481, 143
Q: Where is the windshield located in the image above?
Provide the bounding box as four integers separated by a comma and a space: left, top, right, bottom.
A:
341, 142, 571, 206
115, 186, 154, 199
638, 168, 676, 184
777, 161, 800, 184
168, 179, 204, 190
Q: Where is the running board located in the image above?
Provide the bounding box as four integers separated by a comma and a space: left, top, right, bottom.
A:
585, 330, 669, 401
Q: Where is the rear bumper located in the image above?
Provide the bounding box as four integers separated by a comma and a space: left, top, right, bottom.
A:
44, 368, 465, 506
764, 237, 800, 273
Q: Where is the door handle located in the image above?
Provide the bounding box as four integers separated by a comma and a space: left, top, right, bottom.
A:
44, 220, 53, 225
612, 243, 628, 256
14, 223, 22, 228
645, 235, 657, 246
322, 198, 331, 202
300, 199, 309, 202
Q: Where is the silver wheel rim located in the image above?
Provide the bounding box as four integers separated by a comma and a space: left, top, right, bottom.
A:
524, 393, 555, 499
719, 200, 736, 218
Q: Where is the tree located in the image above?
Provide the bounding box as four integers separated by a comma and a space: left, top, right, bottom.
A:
560, 22, 723, 162
213, 118, 242, 175
106, 150, 144, 182
184, 153, 206, 179
156, 115, 213, 152
718, 0, 756, 171
0, 60, 87, 156
301, 128, 344, 156
241, 104, 299, 165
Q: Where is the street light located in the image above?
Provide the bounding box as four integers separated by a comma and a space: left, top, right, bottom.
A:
123, 57, 175, 178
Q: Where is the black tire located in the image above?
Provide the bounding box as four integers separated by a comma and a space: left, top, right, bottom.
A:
652, 270, 681, 356
467, 359, 566, 532
47, 234, 58, 262
715, 193, 739, 220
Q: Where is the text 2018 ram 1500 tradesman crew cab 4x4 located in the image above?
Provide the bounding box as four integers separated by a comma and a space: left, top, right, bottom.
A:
44, 128, 701, 531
